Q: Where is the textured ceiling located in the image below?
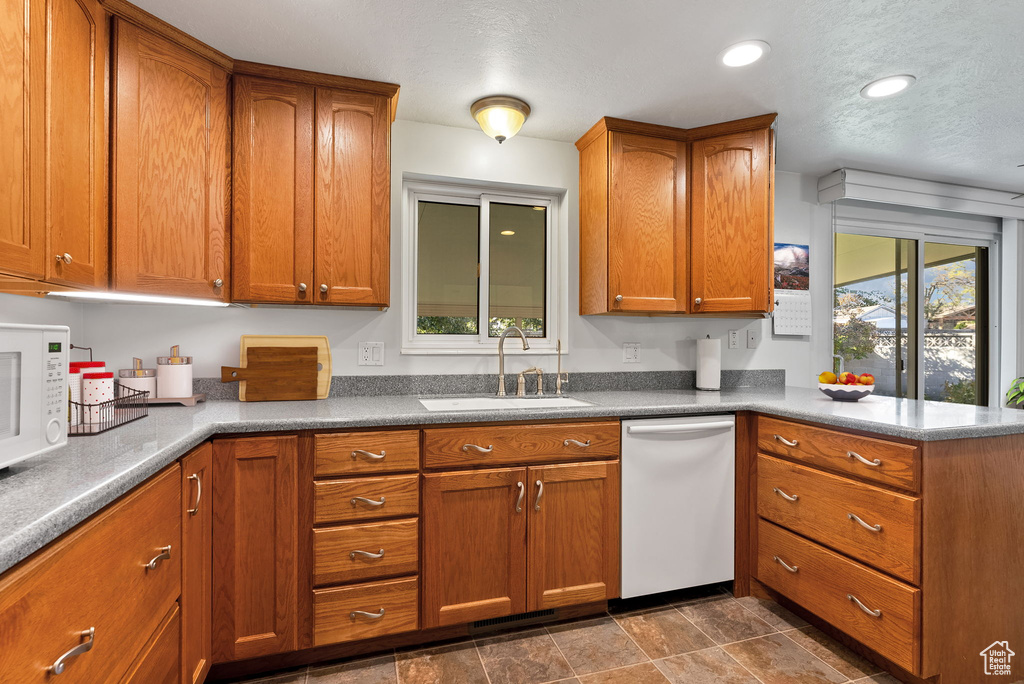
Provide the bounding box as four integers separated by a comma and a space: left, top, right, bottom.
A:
132, 0, 1024, 192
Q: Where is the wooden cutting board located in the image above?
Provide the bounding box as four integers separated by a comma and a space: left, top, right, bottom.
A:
221, 347, 319, 401
238, 335, 332, 400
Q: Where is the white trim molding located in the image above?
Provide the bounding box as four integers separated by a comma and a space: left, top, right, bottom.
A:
818, 169, 1024, 220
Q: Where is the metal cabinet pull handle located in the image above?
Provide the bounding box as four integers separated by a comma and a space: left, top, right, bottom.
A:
848, 594, 882, 618
145, 545, 172, 570
213, 278, 224, 288
615, 294, 623, 302
462, 443, 494, 453
773, 434, 799, 447
515, 481, 525, 513
773, 556, 799, 573
49, 627, 95, 675
349, 548, 385, 560
773, 487, 799, 502
320, 283, 329, 293
351, 496, 386, 507
848, 450, 882, 467
694, 297, 702, 305
848, 513, 883, 532
350, 608, 386, 620
298, 282, 307, 292
55, 253, 72, 265
563, 439, 591, 448
534, 480, 544, 511
187, 474, 202, 515
352, 449, 386, 460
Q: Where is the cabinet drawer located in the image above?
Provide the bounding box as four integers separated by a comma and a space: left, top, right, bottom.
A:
314, 474, 420, 524
315, 430, 420, 476
314, 577, 419, 646
757, 520, 920, 674
314, 519, 419, 586
757, 454, 920, 583
423, 421, 620, 468
758, 416, 919, 491
118, 603, 180, 684
0, 465, 181, 684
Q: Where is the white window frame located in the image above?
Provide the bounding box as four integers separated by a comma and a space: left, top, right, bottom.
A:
401, 176, 567, 355
831, 204, 1003, 406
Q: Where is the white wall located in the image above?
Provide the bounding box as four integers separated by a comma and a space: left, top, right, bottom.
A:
0, 121, 832, 387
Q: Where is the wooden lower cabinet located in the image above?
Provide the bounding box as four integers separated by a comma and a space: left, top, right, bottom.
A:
181, 443, 213, 684
528, 461, 620, 610
0, 465, 180, 683
422, 461, 620, 628
422, 468, 528, 628
212, 436, 299, 662
119, 603, 182, 684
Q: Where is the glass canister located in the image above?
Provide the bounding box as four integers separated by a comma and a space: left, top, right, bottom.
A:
156, 345, 193, 398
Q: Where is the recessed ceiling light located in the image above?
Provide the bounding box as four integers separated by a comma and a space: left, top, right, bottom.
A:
500, 230, 515, 236
860, 74, 916, 99
719, 40, 771, 67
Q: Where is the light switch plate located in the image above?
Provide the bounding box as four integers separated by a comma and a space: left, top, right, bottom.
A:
728, 330, 740, 349
359, 342, 384, 366
623, 342, 640, 363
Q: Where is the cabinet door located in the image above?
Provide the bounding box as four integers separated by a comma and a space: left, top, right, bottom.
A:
0, 0, 43, 279
528, 461, 619, 611
181, 443, 212, 684
313, 88, 390, 306
690, 128, 773, 313
41, 0, 108, 288
422, 468, 527, 627
112, 19, 229, 300
212, 436, 298, 661
119, 603, 180, 684
607, 132, 687, 313
232, 76, 314, 303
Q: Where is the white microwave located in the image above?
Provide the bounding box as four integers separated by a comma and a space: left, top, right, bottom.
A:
0, 323, 69, 469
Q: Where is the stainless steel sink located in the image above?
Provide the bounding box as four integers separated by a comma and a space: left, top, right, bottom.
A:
418, 396, 592, 412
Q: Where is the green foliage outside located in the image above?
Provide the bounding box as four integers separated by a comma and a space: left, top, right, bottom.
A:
1007, 377, 1024, 408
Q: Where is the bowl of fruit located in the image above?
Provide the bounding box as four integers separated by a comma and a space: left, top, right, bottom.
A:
818, 371, 875, 401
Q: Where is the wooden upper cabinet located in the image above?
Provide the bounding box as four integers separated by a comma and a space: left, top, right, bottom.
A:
314, 88, 391, 306
576, 115, 775, 316
232, 76, 315, 303
690, 127, 774, 313
422, 468, 527, 628
112, 18, 230, 300
608, 133, 687, 313
528, 461, 620, 611
212, 435, 299, 662
0, 0, 107, 287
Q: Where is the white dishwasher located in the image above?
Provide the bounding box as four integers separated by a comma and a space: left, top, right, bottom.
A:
621, 415, 735, 598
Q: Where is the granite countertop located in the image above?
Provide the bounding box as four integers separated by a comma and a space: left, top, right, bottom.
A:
3, 385, 1024, 574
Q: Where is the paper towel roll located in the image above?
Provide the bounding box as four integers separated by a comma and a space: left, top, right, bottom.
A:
696, 336, 721, 391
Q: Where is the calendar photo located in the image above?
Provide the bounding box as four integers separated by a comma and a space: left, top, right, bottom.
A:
774, 242, 809, 291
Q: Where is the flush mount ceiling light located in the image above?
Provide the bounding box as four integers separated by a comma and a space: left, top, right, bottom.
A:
860, 74, 916, 99
500, 230, 516, 236
46, 291, 231, 307
471, 96, 531, 144
719, 40, 771, 67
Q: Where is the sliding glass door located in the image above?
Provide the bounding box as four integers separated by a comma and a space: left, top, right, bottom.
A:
833, 235, 989, 405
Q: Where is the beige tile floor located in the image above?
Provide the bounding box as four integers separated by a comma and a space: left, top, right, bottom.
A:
223, 585, 907, 684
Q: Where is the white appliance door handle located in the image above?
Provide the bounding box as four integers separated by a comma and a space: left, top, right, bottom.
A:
626, 421, 734, 435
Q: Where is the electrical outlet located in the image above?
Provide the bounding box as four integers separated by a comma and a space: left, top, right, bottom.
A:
358, 342, 384, 366
728, 330, 740, 349
622, 342, 640, 363
746, 327, 761, 349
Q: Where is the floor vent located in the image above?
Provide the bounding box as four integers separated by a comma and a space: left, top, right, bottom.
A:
469, 609, 556, 634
